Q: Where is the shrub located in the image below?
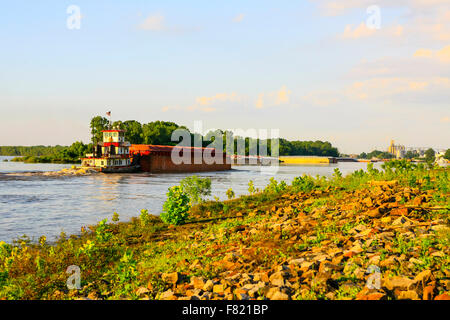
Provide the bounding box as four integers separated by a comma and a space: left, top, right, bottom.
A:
291, 175, 316, 192
161, 186, 191, 225
95, 219, 113, 243
226, 188, 235, 200
248, 180, 256, 194
179, 176, 211, 204
264, 177, 287, 193
139, 209, 151, 227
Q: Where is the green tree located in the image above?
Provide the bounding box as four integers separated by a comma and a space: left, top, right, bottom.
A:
425, 148, 435, 163
142, 121, 187, 145
405, 150, 418, 160
90, 116, 109, 143
444, 149, 450, 161
179, 176, 212, 204
123, 120, 144, 144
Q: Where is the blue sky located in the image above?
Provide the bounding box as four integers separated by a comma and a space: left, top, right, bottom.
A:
0, 0, 449, 153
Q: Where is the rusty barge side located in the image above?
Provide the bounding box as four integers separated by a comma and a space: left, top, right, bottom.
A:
130, 144, 232, 173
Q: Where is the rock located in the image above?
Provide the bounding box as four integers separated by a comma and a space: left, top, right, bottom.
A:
397, 290, 419, 300
366, 208, 382, 218
213, 284, 225, 294
288, 258, 305, 265
431, 225, 450, 233
384, 276, 414, 291
191, 276, 205, 289
423, 285, 435, 300
390, 207, 408, 216
414, 270, 432, 284
356, 292, 386, 300
135, 287, 149, 296
159, 290, 177, 300
269, 271, 287, 287
434, 293, 450, 300
253, 272, 269, 283
380, 256, 398, 267
412, 196, 423, 206
161, 272, 180, 284
203, 280, 214, 292
266, 287, 289, 300
392, 216, 411, 226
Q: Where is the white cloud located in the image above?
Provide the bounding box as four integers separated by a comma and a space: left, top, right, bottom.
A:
413, 45, 450, 63
233, 13, 245, 23
255, 86, 292, 109
340, 23, 403, 39
138, 13, 165, 31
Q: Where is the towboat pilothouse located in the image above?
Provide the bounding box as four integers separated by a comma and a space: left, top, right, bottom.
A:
81, 128, 140, 173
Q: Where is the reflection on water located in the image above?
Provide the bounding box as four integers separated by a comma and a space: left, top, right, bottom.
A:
0, 155, 382, 243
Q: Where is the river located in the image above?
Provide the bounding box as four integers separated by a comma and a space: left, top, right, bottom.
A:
0, 155, 382, 243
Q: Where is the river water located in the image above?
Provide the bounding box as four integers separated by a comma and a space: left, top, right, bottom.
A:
0, 156, 381, 243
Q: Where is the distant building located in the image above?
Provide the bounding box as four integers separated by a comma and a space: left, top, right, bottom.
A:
388, 140, 406, 159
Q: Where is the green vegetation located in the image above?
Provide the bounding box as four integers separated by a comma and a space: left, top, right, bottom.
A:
1, 116, 340, 163
179, 176, 212, 204
0, 161, 448, 300
359, 150, 395, 160
161, 186, 191, 225
425, 148, 436, 164
444, 149, 450, 161
4, 142, 92, 164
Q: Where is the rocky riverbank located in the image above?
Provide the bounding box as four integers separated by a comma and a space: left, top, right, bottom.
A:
0, 162, 448, 300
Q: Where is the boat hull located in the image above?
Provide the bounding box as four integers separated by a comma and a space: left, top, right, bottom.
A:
99, 165, 141, 173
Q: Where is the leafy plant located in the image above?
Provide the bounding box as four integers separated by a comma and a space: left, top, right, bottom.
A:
161, 186, 191, 225
291, 175, 316, 192
179, 176, 212, 204
226, 188, 235, 200
95, 219, 113, 243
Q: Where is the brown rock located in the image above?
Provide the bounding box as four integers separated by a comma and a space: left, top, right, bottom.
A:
397, 290, 419, 300
269, 271, 287, 287
161, 272, 180, 284
191, 276, 205, 289
203, 280, 214, 292
266, 287, 289, 300
390, 207, 409, 216
357, 292, 386, 300
434, 293, 450, 300
136, 287, 149, 296
213, 284, 225, 294
384, 276, 414, 291
423, 285, 435, 300
159, 290, 177, 300
414, 270, 432, 285
366, 208, 382, 218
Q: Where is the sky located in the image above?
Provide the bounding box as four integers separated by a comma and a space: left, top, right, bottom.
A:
0, 0, 449, 154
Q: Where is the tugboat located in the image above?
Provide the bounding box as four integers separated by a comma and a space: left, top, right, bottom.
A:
81, 127, 140, 173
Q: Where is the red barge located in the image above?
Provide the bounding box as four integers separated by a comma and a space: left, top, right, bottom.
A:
81, 128, 231, 173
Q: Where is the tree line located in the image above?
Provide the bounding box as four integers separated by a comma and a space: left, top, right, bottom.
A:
0, 117, 340, 163
91, 116, 339, 157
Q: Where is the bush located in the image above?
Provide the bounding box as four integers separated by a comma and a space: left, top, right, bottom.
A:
161, 186, 191, 225
264, 177, 287, 193
179, 176, 211, 204
291, 175, 316, 192
226, 188, 235, 200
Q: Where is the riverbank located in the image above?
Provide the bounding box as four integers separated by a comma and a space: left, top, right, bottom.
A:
0, 161, 448, 300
